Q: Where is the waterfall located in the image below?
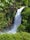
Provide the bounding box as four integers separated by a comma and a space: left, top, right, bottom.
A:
7, 6, 25, 34
0, 6, 25, 34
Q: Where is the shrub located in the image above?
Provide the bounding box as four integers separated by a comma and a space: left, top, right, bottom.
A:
17, 7, 30, 33
0, 32, 30, 40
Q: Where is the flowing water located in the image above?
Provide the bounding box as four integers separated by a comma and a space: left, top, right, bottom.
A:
7, 6, 25, 34
0, 6, 25, 34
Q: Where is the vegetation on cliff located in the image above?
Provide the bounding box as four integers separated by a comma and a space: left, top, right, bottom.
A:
17, 7, 30, 33
0, 0, 30, 40
0, 0, 30, 30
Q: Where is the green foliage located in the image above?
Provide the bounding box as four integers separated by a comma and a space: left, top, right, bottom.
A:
28, 0, 30, 7
17, 24, 26, 32
0, 0, 15, 29
0, 0, 30, 31
0, 32, 30, 40
15, 0, 28, 6
0, 0, 30, 40
0, 12, 8, 29
22, 0, 28, 6
17, 7, 30, 32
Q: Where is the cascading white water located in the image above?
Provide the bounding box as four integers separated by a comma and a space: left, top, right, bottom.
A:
0, 6, 25, 34
7, 6, 25, 34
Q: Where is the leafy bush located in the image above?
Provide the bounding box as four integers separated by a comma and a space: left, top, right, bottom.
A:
0, 32, 30, 40
17, 7, 30, 33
